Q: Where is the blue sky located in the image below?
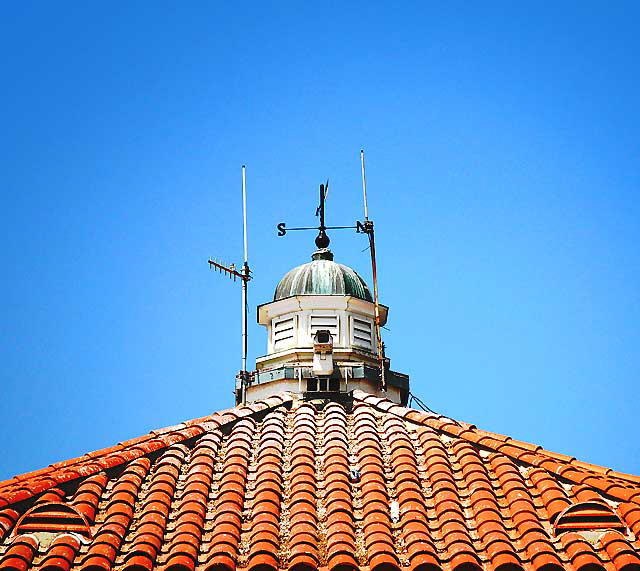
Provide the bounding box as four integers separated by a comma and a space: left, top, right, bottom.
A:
1, 2, 639, 480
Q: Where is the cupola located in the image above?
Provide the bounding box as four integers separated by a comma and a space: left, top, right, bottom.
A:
212, 175, 411, 405
247, 244, 408, 405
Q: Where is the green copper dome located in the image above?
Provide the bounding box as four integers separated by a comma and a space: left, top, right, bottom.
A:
274, 249, 373, 302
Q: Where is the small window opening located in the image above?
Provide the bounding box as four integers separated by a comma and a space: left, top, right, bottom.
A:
311, 315, 338, 337
553, 501, 626, 535
15, 503, 91, 538
273, 316, 296, 350
353, 317, 373, 349
306, 378, 340, 392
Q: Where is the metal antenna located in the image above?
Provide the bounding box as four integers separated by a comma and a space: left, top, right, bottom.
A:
208, 165, 252, 405
361, 149, 369, 221
360, 150, 386, 390
242, 165, 248, 265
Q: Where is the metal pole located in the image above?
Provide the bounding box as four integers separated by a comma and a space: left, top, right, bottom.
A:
241, 165, 248, 404
361, 151, 385, 389
361, 149, 369, 221
368, 224, 386, 391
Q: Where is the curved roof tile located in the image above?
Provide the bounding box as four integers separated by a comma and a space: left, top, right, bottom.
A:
0, 390, 638, 571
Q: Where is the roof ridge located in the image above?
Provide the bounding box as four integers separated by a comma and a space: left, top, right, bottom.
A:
0, 393, 295, 509
352, 390, 640, 506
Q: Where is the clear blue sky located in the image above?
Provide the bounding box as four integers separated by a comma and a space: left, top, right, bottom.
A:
1, 2, 639, 480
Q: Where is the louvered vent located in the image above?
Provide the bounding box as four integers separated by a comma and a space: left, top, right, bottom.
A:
15, 503, 91, 538
553, 501, 625, 535
273, 316, 296, 350
310, 315, 338, 337
352, 317, 373, 349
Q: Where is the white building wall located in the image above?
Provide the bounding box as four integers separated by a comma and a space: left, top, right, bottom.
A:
258, 295, 387, 367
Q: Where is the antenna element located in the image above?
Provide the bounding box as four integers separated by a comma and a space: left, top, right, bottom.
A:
361, 149, 369, 221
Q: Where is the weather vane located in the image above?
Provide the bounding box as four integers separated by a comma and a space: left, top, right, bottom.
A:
276, 150, 388, 390
276, 179, 365, 248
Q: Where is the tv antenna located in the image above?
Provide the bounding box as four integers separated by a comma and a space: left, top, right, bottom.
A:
276, 150, 388, 390
208, 165, 252, 405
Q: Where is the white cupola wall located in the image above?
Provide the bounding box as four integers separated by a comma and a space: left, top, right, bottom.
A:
256, 294, 388, 369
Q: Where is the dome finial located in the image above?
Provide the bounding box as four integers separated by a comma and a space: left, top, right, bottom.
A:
315, 229, 330, 249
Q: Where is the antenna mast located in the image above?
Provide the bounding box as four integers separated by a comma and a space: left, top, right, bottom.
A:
360, 150, 387, 391
208, 165, 252, 405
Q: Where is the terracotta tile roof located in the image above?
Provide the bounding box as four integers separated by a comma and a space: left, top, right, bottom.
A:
0, 390, 639, 571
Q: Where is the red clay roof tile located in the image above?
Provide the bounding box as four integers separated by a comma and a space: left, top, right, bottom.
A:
0, 391, 638, 571
0, 534, 39, 571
